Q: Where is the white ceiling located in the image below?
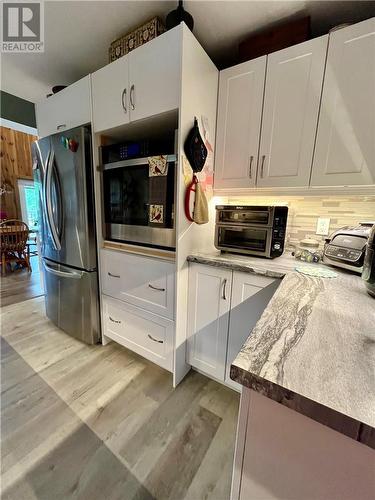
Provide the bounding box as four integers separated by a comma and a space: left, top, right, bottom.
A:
2, 0, 374, 103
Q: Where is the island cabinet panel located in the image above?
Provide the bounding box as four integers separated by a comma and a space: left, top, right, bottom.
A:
311, 18, 375, 187
92, 56, 130, 133
36, 76, 91, 138
225, 273, 280, 390
187, 264, 232, 380
257, 35, 328, 188
214, 57, 266, 189
232, 389, 375, 500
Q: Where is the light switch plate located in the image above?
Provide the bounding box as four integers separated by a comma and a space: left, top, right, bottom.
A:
316, 217, 330, 236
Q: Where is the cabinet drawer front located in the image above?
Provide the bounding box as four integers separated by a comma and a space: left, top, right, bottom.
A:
100, 249, 175, 319
102, 296, 174, 371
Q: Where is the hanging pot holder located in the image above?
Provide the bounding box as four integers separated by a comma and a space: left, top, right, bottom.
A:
184, 117, 208, 173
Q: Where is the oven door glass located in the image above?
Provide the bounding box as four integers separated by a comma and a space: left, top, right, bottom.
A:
218, 209, 270, 225
103, 164, 149, 226
218, 226, 269, 252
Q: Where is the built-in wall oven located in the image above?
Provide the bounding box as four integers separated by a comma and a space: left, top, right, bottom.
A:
215, 205, 288, 258
102, 154, 177, 250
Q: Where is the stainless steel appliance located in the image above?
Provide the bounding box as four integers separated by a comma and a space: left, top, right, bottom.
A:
215, 205, 288, 258
323, 222, 374, 273
32, 126, 99, 344
102, 155, 176, 249
362, 224, 375, 297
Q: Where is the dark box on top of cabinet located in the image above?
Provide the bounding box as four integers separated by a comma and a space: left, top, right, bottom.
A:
238, 16, 311, 63
109, 17, 166, 62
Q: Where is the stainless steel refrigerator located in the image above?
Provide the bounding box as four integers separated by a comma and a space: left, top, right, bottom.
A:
32, 125, 100, 344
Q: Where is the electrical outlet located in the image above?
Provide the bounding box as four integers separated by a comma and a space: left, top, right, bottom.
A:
316, 217, 330, 236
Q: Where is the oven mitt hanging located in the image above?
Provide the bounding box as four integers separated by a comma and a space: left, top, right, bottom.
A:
184, 118, 208, 173
184, 175, 209, 225
193, 179, 209, 224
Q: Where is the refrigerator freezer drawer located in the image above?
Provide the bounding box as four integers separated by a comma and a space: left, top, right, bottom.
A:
43, 259, 100, 345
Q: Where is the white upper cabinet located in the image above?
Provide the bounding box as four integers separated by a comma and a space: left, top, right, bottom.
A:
257, 36, 328, 188
214, 57, 266, 189
92, 56, 130, 133
311, 18, 375, 187
128, 28, 181, 122
187, 263, 232, 381
91, 27, 181, 132
36, 76, 91, 138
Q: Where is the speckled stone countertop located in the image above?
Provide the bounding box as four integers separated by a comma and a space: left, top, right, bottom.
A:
187, 251, 297, 278
187, 251, 375, 449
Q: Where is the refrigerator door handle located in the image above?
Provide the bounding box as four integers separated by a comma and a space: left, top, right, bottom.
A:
43, 260, 83, 279
45, 149, 62, 251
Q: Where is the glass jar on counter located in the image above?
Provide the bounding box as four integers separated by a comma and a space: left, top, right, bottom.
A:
293, 238, 323, 263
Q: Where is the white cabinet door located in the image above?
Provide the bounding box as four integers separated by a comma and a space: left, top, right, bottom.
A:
214, 57, 266, 189
128, 28, 181, 122
311, 18, 375, 187
187, 264, 232, 380
36, 76, 91, 138
226, 272, 280, 390
91, 56, 130, 133
257, 36, 328, 188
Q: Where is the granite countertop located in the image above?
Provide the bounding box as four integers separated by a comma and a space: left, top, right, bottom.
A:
186, 251, 297, 278
231, 270, 375, 449
187, 251, 375, 449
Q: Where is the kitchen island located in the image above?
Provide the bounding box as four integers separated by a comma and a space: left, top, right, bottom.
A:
187, 251, 375, 499
229, 261, 375, 500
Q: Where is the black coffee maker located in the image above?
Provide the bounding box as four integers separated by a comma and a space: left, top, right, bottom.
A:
362, 224, 375, 297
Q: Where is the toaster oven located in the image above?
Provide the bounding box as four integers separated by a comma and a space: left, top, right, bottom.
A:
214, 206, 288, 258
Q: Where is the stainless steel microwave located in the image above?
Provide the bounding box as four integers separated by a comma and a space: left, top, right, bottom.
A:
215, 206, 288, 258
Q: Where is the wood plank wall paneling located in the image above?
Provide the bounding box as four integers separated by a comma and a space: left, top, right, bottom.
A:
0, 126, 37, 220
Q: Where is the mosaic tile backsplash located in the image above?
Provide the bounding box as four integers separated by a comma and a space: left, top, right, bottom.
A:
214, 195, 375, 250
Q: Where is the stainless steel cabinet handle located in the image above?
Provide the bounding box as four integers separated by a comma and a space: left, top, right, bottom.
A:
109, 316, 121, 324
260, 155, 266, 178
130, 84, 135, 110
148, 284, 166, 292
148, 334, 164, 344
249, 155, 254, 178
121, 88, 127, 113
56, 124, 66, 130
222, 278, 227, 300
108, 272, 120, 278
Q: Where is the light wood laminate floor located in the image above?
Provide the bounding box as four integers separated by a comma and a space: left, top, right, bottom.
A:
0, 255, 44, 307
1, 296, 239, 500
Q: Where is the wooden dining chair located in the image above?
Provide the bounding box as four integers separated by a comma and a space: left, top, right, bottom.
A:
0, 219, 31, 275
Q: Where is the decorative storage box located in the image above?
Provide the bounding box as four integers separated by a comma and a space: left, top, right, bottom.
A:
109, 17, 166, 62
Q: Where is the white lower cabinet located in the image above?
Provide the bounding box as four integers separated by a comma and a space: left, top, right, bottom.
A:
187, 263, 280, 388
102, 295, 174, 372
225, 272, 280, 390
100, 249, 175, 319
187, 264, 232, 381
